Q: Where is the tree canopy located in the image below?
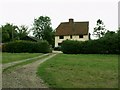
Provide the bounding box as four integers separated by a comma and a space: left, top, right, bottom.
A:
93, 19, 107, 38
32, 16, 51, 39
32, 16, 54, 46
2, 23, 18, 43
2, 23, 30, 43
17, 25, 29, 40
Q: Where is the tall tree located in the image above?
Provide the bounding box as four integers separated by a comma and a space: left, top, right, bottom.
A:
17, 25, 29, 40
42, 26, 55, 46
32, 16, 54, 46
2, 23, 18, 43
93, 19, 107, 38
32, 16, 51, 39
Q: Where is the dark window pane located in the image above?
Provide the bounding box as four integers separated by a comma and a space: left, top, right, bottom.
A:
59, 36, 64, 39
79, 35, 83, 38
58, 43, 62, 46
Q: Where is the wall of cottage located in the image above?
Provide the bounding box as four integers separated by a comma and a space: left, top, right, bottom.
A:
55, 35, 88, 47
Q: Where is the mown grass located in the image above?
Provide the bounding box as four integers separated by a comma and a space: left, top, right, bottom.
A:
37, 54, 118, 88
2, 53, 42, 64
3, 53, 52, 72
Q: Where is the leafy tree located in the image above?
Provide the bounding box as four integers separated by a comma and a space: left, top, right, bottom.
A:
42, 26, 54, 46
93, 19, 107, 38
2, 23, 18, 43
17, 25, 30, 40
32, 16, 51, 39
32, 16, 54, 46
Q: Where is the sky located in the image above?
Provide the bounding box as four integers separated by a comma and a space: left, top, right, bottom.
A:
0, 0, 119, 39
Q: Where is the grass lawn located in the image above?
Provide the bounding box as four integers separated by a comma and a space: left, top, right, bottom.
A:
2, 53, 42, 64
37, 54, 118, 88
3, 53, 52, 72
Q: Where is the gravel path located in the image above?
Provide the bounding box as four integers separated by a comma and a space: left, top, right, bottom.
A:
2, 53, 57, 88
2, 54, 49, 70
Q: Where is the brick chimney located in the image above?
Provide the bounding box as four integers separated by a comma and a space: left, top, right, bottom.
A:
69, 18, 74, 24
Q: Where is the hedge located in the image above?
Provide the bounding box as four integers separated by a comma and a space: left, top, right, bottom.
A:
2, 40, 52, 53
61, 36, 119, 54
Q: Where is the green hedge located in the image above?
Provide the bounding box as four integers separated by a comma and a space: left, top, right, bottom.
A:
61, 36, 119, 54
2, 40, 51, 53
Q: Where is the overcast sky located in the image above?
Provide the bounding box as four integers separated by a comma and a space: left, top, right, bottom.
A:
0, 0, 119, 38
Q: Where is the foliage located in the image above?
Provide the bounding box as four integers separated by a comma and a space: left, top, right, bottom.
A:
32, 16, 51, 39
42, 26, 55, 46
93, 19, 107, 38
2, 23, 18, 43
61, 31, 119, 54
1, 23, 31, 43
61, 40, 83, 54
2, 40, 51, 53
31, 16, 55, 47
17, 25, 30, 40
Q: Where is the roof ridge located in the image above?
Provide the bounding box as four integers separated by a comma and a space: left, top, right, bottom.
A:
61, 21, 89, 24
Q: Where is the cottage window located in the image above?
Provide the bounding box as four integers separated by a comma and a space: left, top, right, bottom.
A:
70, 35, 72, 39
59, 36, 64, 39
79, 35, 83, 38
58, 43, 62, 46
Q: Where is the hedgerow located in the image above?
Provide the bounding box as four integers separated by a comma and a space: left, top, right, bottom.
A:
61, 34, 119, 54
2, 40, 51, 53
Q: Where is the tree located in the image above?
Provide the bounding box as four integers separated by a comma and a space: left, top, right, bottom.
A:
42, 26, 55, 47
32, 16, 51, 39
2, 23, 18, 43
32, 16, 54, 46
17, 25, 29, 40
93, 19, 107, 38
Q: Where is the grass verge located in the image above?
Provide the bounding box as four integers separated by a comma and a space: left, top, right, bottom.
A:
3, 53, 52, 72
2, 53, 42, 64
37, 54, 118, 88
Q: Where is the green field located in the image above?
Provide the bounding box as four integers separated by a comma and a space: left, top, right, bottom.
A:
37, 54, 118, 88
2, 53, 42, 64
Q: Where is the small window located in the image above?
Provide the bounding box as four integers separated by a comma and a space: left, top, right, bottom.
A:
70, 35, 72, 39
59, 36, 64, 39
58, 43, 62, 46
79, 35, 83, 38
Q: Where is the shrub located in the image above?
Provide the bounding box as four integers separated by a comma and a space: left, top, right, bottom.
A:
2, 40, 51, 53
61, 36, 119, 54
61, 40, 83, 54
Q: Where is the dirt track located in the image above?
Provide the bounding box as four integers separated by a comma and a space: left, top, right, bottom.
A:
2, 54, 49, 70
2, 53, 57, 88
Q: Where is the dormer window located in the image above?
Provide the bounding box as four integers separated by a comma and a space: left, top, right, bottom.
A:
79, 35, 83, 38
59, 36, 64, 39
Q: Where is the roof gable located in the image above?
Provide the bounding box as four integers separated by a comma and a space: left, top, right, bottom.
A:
55, 19, 89, 36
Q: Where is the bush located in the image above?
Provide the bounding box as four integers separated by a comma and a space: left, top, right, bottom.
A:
2, 40, 51, 53
61, 40, 83, 54
61, 35, 119, 54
